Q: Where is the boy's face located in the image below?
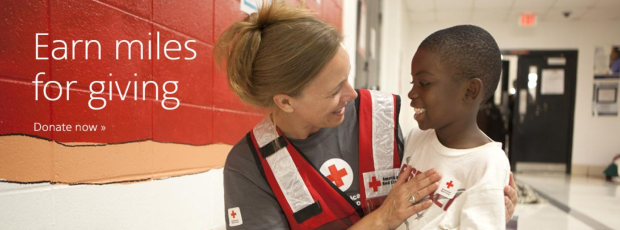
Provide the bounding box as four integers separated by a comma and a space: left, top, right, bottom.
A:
408, 48, 468, 131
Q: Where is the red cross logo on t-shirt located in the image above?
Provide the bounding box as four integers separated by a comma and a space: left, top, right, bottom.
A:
368, 176, 381, 192
446, 180, 454, 189
230, 210, 237, 219
326, 164, 348, 187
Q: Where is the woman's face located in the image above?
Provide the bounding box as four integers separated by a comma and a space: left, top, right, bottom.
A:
289, 47, 358, 130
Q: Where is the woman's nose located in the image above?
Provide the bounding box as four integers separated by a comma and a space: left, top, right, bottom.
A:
342, 81, 358, 102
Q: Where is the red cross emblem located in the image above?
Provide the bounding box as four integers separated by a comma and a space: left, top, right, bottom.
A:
368, 176, 381, 192
446, 180, 454, 189
230, 210, 237, 219
326, 164, 348, 187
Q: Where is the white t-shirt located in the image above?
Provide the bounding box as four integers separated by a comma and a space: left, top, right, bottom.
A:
397, 127, 510, 230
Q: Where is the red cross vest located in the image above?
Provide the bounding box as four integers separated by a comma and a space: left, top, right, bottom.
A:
247, 89, 402, 230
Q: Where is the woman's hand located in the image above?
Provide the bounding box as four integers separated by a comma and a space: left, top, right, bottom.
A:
503, 172, 518, 222
350, 165, 441, 230
381, 166, 442, 229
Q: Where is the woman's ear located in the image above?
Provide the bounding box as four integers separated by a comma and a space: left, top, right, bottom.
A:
273, 94, 295, 113
464, 78, 483, 103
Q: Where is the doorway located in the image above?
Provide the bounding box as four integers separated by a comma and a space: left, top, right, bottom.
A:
503, 50, 578, 174
354, 0, 382, 89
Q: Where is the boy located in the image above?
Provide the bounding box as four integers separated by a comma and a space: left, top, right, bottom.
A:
398, 25, 510, 230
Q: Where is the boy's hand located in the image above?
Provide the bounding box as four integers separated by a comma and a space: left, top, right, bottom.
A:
504, 172, 518, 222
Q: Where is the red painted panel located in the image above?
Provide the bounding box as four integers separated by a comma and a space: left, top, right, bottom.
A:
153, 0, 214, 44
285, 0, 302, 7
99, 0, 151, 20
214, 0, 246, 40
304, 0, 323, 20
0, 80, 51, 139
0, 0, 343, 147
334, 11, 343, 33
153, 103, 212, 145
323, 0, 343, 31
50, 0, 153, 97
211, 0, 251, 113
322, 0, 334, 27
50, 87, 152, 143
152, 26, 212, 107
212, 67, 261, 112
0, 0, 49, 81
333, 0, 343, 9
213, 109, 264, 144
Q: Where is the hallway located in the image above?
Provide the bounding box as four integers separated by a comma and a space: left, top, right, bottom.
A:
515, 174, 620, 229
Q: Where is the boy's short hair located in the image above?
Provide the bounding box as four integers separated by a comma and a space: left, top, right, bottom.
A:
419, 25, 501, 102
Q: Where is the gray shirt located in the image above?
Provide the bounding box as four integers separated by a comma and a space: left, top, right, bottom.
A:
224, 99, 403, 229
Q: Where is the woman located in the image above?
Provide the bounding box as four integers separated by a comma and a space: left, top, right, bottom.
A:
215, 2, 517, 229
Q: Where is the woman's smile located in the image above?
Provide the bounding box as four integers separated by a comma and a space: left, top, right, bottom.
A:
332, 106, 346, 116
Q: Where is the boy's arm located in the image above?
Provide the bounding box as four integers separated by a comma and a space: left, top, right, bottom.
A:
459, 189, 506, 229
458, 150, 510, 229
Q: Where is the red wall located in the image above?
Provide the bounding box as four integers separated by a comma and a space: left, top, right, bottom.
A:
0, 0, 343, 146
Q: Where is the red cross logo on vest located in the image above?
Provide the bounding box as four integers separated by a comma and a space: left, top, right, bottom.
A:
368, 176, 381, 192
231, 210, 237, 218
446, 180, 454, 189
326, 164, 348, 187
320, 158, 353, 191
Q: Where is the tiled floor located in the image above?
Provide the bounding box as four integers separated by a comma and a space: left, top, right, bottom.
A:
515, 173, 620, 230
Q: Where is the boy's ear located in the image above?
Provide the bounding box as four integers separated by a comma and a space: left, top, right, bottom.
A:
273, 94, 295, 113
463, 78, 483, 103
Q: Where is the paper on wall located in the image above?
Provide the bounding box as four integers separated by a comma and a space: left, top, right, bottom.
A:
541, 69, 565, 95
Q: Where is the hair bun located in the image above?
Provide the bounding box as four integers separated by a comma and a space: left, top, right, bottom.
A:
247, 10, 271, 32
214, 2, 339, 109
247, 3, 312, 32
246, 13, 262, 30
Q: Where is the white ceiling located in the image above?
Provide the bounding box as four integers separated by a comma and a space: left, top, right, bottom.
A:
405, 0, 620, 23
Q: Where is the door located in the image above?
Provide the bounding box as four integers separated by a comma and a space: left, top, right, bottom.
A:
511, 51, 578, 173
355, 0, 382, 89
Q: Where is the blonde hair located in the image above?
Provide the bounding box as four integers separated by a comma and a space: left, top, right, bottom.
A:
214, 1, 343, 109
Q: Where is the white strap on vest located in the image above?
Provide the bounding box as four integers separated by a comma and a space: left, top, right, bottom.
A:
369, 90, 396, 171
254, 90, 396, 207
253, 117, 314, 213
363, 90, 398, 199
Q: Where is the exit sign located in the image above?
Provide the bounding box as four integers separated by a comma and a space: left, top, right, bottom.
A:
520, 13, 537, 26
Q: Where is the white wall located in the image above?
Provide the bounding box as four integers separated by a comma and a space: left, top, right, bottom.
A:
0, 169, 226, 230
379, 0, 403, 96
378, 0, 419, 137
395, 20, 620, 167
343, 0, 358, 87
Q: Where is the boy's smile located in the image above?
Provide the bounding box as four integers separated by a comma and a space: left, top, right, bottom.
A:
413, 107, 426, 121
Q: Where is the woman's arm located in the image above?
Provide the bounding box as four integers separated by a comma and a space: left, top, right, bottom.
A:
349, 166, 441, 230
503, 172, 518, 222
223, 140, 290, 230
224, 167, 290, 230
